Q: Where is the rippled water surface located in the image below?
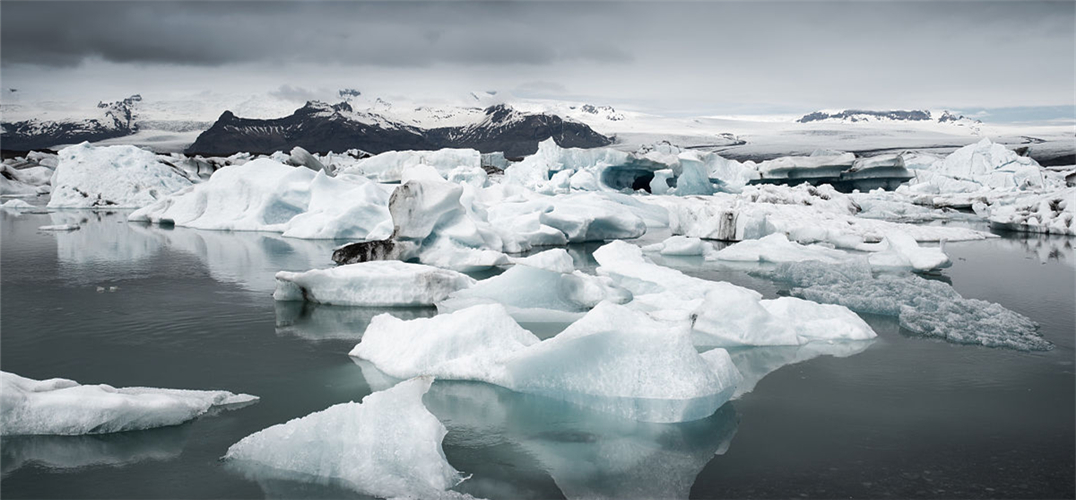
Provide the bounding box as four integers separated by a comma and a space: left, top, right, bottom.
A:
1, 208, 1073, 499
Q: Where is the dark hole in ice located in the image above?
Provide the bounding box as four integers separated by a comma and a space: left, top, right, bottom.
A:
601, 167, 656, 193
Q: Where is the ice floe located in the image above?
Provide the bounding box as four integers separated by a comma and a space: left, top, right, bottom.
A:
352, 302, 742, 423
438, 250, 632, 322
339, 148, 482, 182
987, 187, 1074, 236
768, 260, 1051, 351
48, 143, 195, 209
593, 241, 876, 347
224, 377, 465, 499
0, 371, 257, 435
274, 260, 475, 307
130, 158, 392, 240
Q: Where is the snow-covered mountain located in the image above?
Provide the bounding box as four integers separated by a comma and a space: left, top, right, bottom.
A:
187, 101, 612, 157
1, 95, 143, 151
797, 109, 982, 129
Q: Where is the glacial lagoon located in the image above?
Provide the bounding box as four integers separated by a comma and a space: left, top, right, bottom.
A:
1, 208, 1073, 499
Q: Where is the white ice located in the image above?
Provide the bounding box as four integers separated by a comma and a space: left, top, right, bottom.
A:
593, 241, 876, 347
129, 158, 392, 240
351, 302, 742, 423
274, 260, 475, 307
224, 377, 464, 499
339, 148, 482, 182
770, 260, 1050, 351
48, 143, 195, 208
0, 371, 257, 436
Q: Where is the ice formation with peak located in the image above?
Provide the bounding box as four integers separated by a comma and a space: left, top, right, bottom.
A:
0, 371, 257, 435
352, 302, 743, 423
224, 377, 465, 499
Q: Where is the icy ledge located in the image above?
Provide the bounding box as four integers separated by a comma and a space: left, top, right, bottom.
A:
769, 261, 1051, 351
224, 377, 467, 499
0, 371, 257, 435
350, 302, 743, 423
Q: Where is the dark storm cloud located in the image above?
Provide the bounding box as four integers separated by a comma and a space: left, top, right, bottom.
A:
0, 1, 633, 68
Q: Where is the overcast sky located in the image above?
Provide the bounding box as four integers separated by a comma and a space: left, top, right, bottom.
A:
2, 1, 1074, 119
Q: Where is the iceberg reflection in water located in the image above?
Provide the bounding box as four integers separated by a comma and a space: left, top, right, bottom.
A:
1, 425, 191, 476
354, 359, 739, 500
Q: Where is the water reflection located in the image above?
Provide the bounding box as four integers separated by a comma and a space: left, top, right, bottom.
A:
355, 360, 739, 500
274, 302, 437, 342
44, 211, 339, 294
0, 425, 190, 476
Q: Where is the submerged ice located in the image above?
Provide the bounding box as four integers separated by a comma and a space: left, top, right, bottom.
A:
769, 261, 1050, 351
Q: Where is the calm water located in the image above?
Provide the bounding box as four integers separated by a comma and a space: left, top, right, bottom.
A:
1, 207, 1073, 499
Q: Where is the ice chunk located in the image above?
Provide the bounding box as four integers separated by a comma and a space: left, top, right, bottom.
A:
351, 303, 741, 423
509, 248, 576, 273
48, 143, 194, 208
757, 152, 854, 180
769, 260, 1050, 351
711, 233, 849, 264
129, 158, 392, 240
1, 199, 35, 210
38, 223, 80, 231
988, 188, 1074, 236
350, 304, 540, 381
593, 241, 876, 347
0, 371, 257, 436
340, 148, 481, 182
274, 260, 475, 307
643, 235, 714, 257
224, 377, 464, 499
437, 262, 631, 322
864, 231, 950, 270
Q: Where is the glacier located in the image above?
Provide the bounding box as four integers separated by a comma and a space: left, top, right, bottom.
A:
224, 377, 466, 499
0, 371, 257, 435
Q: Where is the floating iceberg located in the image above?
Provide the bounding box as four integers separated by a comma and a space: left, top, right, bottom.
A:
339, 148, 481, 182
905, 138, 1057, 193
593, 241, 876, 347
757, 151, 855, 180
224, 377, 465, 499
642, 235, 716, 257
351, 302, 742, 423
274, 260, 475, 307
711, 233, 849, 264
769, 260, 1051, 351
38, 223, 80, 231
1, 199, 35, 211
438, 250, 631, 322
0, 371, 257, 436
129, 158, 392, 240
863, 231, 951, 270
660, 186, 991, 246
988, 188, 1074, 236
48, 143, 195, 209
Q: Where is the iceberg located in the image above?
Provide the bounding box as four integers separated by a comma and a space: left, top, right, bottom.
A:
339, 148, 481, 182
351, 302, 742, 423
0, 371, 257, 436
224, 377, 465, 499
274, 260, 475, 307
1, 199, 35, 210
905, 138, 1058, 193
48, 143, 195, 209
642, 235, 716, 257
769, 260, 1051, 351
727, 340, 875, 398
593, 241, 876, 347
757, 151, 855, 180
711, 233, 849, 264
438, 250, 632, 322
130, 158, 392, 240
988, 188, 1074, 236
